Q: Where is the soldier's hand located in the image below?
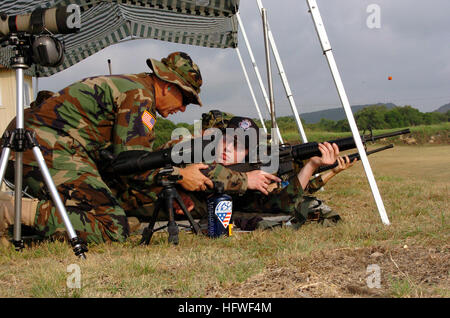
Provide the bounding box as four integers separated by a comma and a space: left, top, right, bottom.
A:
332, 155, 357, 174
173, 190, 195, 215
246, 170, 281, 196
309, 142, 339, 168
178, 163, 214, 191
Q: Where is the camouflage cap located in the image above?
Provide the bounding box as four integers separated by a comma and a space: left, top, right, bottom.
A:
146, 52, 203, 106
201, 110, 235, 130
227, 116, 261, 146
226, 116, 260, 132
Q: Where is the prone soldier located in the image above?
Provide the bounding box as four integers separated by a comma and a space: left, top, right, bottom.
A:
160, 113, 345, 229
198, 111, 358, 229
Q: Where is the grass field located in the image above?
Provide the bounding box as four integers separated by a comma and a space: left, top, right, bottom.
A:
0, 144, 448, 298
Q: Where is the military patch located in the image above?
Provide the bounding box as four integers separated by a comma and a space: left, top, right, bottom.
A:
215, 200, 232, 229
239, 119, 252, 131
142, 110, 156, 131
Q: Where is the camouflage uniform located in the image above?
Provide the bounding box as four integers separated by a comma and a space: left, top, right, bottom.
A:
301, 174, 341, 227
8, 73, 162, 243
3, 52, 221, 244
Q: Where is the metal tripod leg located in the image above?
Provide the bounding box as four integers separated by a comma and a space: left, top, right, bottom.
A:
13, 151, 24, 249
27, 132, 88, 258
0, 132, 24, 250
0, 144, 15, 242
0, 130, 88, 258
0, 147, 12, 185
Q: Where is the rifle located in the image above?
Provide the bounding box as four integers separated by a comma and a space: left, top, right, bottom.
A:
225, 129, 409, 181
111, 128, 410, 179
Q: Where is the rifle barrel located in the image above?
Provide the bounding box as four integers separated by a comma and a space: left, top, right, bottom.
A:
368, 128, 411, 141
292, 129, 409, 161
316, 144, 394, 173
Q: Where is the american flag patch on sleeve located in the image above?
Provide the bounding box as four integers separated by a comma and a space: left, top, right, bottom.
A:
142, 110, 156, 131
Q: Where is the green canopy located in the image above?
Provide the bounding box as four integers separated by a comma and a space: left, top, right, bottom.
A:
0, 0, 239, 76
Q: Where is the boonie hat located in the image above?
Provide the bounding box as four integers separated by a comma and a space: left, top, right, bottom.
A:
147, 52, 203, 106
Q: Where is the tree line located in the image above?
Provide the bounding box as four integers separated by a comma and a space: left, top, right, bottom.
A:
277, 105, 449, 132
153, 104, 449, 147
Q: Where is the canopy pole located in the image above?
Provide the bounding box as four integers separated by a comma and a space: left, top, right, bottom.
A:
256, 0, 308, 143
235, 48, 267, 133
34, 77, 38, 100
261, 8, 278, 143
306, 0, 390, 225
236, 11, 283, 143
33, 65, 39, 100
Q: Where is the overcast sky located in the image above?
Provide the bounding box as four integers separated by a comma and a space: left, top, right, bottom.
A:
37, 0, 450, 124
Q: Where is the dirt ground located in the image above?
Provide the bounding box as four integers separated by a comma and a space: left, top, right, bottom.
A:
205, 244, 449, 298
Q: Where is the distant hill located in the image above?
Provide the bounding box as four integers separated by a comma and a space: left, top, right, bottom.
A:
433, 103, 450, 113
299, 103, 397, 123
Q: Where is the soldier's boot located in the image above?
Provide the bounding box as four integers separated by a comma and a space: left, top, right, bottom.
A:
290, 196, 341, 228
284, 197, 309, 230
0, 192, 38, 244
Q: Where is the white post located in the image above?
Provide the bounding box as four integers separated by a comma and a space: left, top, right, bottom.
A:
236, 11, 283, 143
306, 0, 390, 225
33, 76, 39, 100
256, 0, 308, 143
235, 48, 267, 133
33, 65, 39, 100
261, 9, 278, 143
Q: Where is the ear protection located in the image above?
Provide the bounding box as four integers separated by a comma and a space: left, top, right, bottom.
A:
31, 35, 65, 67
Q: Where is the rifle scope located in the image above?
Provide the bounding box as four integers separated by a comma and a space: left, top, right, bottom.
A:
112, 137, 218, 175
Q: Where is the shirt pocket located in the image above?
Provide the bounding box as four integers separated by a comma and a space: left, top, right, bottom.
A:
52, 135, 96, 173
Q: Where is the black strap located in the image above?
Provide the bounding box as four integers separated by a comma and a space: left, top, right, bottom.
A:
30, 8, 45, 34
8, 15, 17, 32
